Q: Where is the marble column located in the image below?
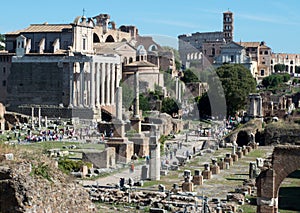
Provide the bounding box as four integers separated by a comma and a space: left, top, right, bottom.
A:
79, 62, 85, 107
175, 77, 179, 100
111, 63, 115, 105
69, 62, 74, 107
38, 107, 41, 129
115, 64, 121, 87
96, 63, 100, 107
106, 63, 111, 105
116, 87, 123, 121
31, 107, 34, 128
149, 129, 160, 181
133, 71, 139, 118
100, 63, 105, 105
90, 61, 95, 108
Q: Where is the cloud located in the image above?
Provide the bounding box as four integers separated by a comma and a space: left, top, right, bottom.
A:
237, 13, 300, 26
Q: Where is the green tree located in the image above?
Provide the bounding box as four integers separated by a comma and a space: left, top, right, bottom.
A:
120, 81, 134, 110
139, 94, 150, 112
0, 34, 4, 51
180, 69, 200, 83
274, 64, 286, 72
161, 97, 179, 116
216, 64, 257, 116
262, 73, 290, 88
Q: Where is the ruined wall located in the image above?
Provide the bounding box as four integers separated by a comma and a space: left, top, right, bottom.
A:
82, 148, 115, 168
264, 122, 300, 145
0, 155, 95, 212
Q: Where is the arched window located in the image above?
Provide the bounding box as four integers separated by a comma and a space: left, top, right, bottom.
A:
129, 57, 133, 63
187, 53, 190, 60
148, 44, 158, 51
290, 66, 293, 73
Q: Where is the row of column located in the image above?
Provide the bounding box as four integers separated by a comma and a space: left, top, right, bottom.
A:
69, 61, 119, 108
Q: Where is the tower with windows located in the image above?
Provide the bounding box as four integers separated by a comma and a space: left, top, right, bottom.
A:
223, 11, 234, 43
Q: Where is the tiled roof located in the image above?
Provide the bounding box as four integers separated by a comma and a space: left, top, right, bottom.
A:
125, 60, 156, 67
94, 42, 135, 50
239, 42, 260, 48
6, 24, 72, 35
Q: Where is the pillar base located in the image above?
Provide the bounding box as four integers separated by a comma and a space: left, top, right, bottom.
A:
106, 137, 133, 164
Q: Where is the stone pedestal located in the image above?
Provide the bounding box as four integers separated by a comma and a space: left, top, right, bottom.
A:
112, 120, 125, 138
224, 154, 233, 166
192, 175, 203, 185
182, 181, 194, 192
106, 138, 134, 164
202, 170, 212, 179
237, 150, 243, 159
211, 165, 220, 175
242, 147, 248, 156
246, 146, 252, 153
130, 133, 149, 157
141, 165, 148, 180
130, 117, 142, 134
219, 158, 226, 170
231, 153, 238, 162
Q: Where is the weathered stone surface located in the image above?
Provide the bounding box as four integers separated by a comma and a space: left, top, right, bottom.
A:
0, 153, 96, 213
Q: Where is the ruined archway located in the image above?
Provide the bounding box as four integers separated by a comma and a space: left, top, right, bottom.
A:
105, 35, 115, 43
93, 33, 100, 43
256, 145, 300, 213
236, 130, 250, 146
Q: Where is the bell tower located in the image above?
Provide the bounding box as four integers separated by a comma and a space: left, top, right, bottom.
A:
223, 11, 234, 43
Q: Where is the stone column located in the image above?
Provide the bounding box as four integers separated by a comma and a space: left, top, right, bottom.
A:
69, 62, 74, 107
38, 107, 41, 129
90, 61, 95, 108
133, 71, 139, 118
149, 130, 160, 181
178, 81, 182, 103
79, 62, 85, 107
258, 95, 263, 117
115, 64, 121, 87
106, 63, 111, 105
116, 87, 123, 121
96, 63, 100, 107
31, 107, 34, 128
110, 63, 115, 105
113, 87, 125, 138
175, 77, 179, 100
100, 63, 105, 105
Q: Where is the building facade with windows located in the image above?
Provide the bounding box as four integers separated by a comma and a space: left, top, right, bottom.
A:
270, 53, 300, 75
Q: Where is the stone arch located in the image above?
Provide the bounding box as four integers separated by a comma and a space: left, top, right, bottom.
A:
105, 35, 115, 43
236, 130, 251, 146
121, 38, 127, 42
93, 33, 100, 43
256, 145, 300, 213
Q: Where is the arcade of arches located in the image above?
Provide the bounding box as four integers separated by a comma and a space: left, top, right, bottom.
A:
256, 145, 300, 213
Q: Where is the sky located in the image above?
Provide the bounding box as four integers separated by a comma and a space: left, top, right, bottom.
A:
1, 0, 300, 53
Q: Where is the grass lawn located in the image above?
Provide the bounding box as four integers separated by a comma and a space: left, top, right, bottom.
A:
18, 141, 105, 151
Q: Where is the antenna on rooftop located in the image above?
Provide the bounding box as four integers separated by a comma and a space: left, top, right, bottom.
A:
82, 8, 86, 17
